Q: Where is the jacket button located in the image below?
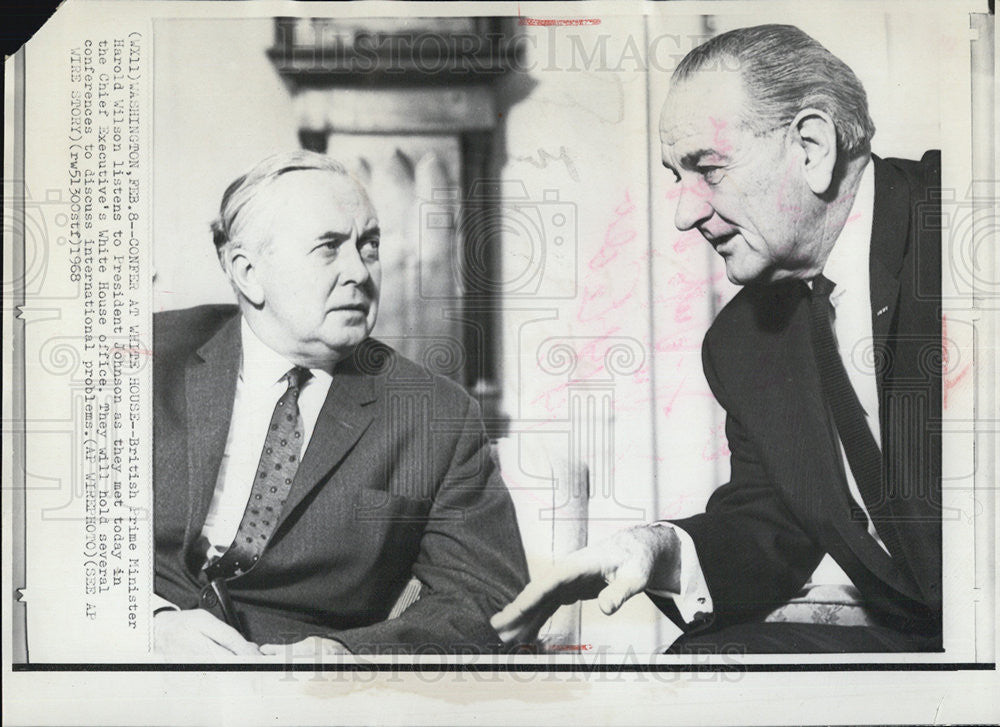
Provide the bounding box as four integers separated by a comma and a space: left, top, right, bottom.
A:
201, 589, 218, 608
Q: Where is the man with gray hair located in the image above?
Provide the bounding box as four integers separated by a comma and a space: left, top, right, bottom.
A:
493, 24, 941, 653
153, 151, 527, 656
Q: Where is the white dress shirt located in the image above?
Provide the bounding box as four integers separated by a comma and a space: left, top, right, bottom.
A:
200, 318, 334, 564
154, 319, 334, 612
658, 161, 889, 620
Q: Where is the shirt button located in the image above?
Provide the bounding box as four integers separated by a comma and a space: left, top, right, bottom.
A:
201, 589, 218, 608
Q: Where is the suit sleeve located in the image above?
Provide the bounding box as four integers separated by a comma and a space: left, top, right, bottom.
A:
330, 395, 529, 654
655, 337, 824, 633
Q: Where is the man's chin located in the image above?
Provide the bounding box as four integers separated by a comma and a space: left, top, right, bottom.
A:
325, 329, 370, 351
722, 255, 770, 286
723, 262, 754, 286
723, 265, 744, 285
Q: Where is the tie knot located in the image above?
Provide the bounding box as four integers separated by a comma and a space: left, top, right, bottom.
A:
285, 366, 312, 391
812, 274, 836, 299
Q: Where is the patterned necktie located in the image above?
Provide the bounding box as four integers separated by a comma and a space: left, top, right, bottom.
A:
206, 365, 312, 580
808, 275, 903, 561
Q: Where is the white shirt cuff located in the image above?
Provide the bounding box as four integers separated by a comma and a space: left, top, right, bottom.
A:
646, 522, 713, 624
152, 593, 180, 615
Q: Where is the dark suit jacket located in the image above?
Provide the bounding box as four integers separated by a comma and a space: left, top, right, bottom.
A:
154, 305, 529, 652
664, 152, 942, 642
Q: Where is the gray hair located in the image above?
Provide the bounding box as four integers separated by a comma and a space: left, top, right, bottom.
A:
211, 150, 352, 263
674, 24, 875, 156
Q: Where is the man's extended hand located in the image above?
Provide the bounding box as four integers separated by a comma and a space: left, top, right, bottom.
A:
491, 524, 680, 645
153, 609, 262, 657
260, 637, 352, 658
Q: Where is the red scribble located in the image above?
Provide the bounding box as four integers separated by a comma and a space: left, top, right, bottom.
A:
576, 269, 641, 323
653, 333, 696, 353
942, 314, 949, 368
942, 314, 971, 409
659, 376, 686, 417
113, 346, 153, 357
519, 17, 601, 26
775, 156, 805, 217
672, 230, 703, 254
652, 270, 725, 325
944, 363, 971, 409
575, 192, 642, 324
708, 116, 733, 155
663, 175, 713, 204
589, 191, 637, 271
575, 329, 624, 365
659, 492, 697, 519
701, 422, 730, 461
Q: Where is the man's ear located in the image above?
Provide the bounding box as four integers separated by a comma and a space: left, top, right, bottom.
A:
790, 108, 838, 195
227, 245, 265, 306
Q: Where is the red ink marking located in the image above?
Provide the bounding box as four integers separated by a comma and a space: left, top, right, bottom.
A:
944, 363, 971, 409
708, 116, 733, 156
672, 231, 702, 254
659, 493, 697, 519
701, 423, 730, 461
942, 314, 971, 409
589, 191, 637, 271
665, 176, 713, 205
653, 334, 695, 353
113, 346, 153, 357
660, 376, 686, 417
519, 17, 601, 26
575, 192, 642, 325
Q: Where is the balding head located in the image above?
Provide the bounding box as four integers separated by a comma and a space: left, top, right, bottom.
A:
673, 24, 874, 157
212, 150, 366, 265
213, 151, 382, 369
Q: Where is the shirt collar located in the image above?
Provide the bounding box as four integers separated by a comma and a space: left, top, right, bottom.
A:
239, 317, 332, 390
821, 160, 875, 302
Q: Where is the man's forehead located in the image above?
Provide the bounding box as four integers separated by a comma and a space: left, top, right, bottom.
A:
270, 169, 363, 200
264, 169, 376, 220
235, 169, 378, 246
659, 70, 748, 145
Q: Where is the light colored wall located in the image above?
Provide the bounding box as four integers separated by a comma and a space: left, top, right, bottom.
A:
496, 15, 669, 651
153, 18, 298, 312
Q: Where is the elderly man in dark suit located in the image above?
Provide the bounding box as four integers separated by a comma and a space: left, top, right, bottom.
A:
153, 151, 527, 657
492, 24, 941, 653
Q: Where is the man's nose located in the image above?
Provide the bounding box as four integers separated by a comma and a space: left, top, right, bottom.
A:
339, 241, 371, 284
673, 180, 714, 232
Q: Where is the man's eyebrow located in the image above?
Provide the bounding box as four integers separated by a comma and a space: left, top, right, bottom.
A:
315, 231, 351, 244
680, 148, 725, 168
360, 225, 380, 239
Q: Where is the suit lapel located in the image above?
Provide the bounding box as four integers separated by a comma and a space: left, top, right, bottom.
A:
182, 313, 242, 560
869, 155, 942, 607
866, 155, 939, 600
745, 286, 923, 603
869, 155, 910, 387
274, 344, 380, 531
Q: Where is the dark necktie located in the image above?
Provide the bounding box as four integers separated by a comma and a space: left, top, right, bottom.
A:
808, 275, 903, 561
206, 365, 312, 580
